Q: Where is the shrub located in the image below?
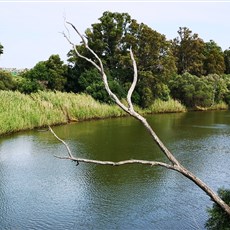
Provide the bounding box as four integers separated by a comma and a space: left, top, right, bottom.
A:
206, 188, 230, 230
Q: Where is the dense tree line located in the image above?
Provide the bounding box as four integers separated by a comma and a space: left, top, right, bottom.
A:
1, 11, 230, 108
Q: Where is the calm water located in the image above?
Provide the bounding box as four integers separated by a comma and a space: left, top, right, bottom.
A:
0, 111, 230, 229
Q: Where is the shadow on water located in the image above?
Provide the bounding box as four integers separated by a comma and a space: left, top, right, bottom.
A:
0, 111, 230, 229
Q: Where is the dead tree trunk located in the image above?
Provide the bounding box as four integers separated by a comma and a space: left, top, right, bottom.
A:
55, 21, 230, 216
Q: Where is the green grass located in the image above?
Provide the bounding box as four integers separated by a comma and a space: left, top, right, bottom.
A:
2, 90, 229, 136
193, 101, 229, 111
0, 91, 65, 135
0, 91, 188, 136
208, 101, 228, 110
146, 98, 187, 114
0, 91, 125, 135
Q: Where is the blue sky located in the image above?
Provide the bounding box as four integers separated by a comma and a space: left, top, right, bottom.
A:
0, 1, 230, 68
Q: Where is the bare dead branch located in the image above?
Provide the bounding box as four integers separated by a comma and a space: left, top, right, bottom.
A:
63, 22, 132, 114
54, 155, 175, 169
50, 125, 174, 169
127, 48, 138, 112
63, 15, 71, 42
66, 21, 88, 47
62, 23, 180, 167
49, 126, 74, 159
59, 21, 230, 216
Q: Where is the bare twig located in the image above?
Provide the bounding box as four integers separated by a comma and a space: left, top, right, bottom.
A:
54, 156, 175, 169
49, 126, 73, 159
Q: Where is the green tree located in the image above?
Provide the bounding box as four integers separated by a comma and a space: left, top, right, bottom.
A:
222, 74, 230, 105
203, 40, 225, 75
125, 21, 176, 106
172, 27, 205, 76
86, 11, 132, 70
68, 11, 176, 107
45, 55, 68, 90
0, 70, 16, 90
78, 68, 125, 103
206, 188, 230, 230
224, 48, 230, 74
0, 43, 3, 56
22, 54, 67, 92
205, 74, 229, 103
169, 72, 214, 107
64, 64, 81, 93
16, 76, 43, 94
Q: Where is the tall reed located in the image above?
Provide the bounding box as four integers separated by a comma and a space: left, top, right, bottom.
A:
0, 91, 124, 135
146, 98, 187, 114
0, 91, 189, 135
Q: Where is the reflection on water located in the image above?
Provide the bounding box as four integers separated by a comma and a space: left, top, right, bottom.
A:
0, 111, 230, 229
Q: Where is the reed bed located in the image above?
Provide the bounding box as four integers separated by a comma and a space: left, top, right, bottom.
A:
0, 91, 189, 135
146, 98, 187, 114
1, 90, 229, 136
0, 91, 124, 135
194, 101, 228, 111
208, 101, 228, 110
0, 91, 65, 135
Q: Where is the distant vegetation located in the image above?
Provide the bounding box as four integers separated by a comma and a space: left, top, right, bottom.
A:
1, 12, 230, 226
1, 11, 230, 110
0, 91, 187, 135
0, 91, 125, 135
1, 11, 230, 135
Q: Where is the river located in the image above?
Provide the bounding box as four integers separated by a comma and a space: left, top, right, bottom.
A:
0, 111, 230, 229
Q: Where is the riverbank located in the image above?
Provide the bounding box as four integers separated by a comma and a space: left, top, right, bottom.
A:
0, 90, 227, 136
0, 91, 124, 135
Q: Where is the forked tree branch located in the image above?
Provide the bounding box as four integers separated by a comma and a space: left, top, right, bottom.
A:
53, 21, 230, 216
49, 126, 174, 169
127, 48, 138, 112
49, 126, 74, 159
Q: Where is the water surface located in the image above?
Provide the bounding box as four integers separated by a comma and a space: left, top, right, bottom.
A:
0, 111, 230, 229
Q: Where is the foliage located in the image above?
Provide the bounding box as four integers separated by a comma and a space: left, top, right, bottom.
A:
146, 98, 187, 113
206, 188, 230, 230
221, 74, 230, 105
172, 27, 205, 76
205, 74, 229, 103
64, 64, 81, 93
203, 40, 225, 75
15, 76, 43, 94
20, 55, 67, 92
208, 101, 228, 110
0, 90, 188, 136
169, 73, 230, 108
169, 73, 214, 107
0, 90, 125, 135
2, 11, 230, 110
64, 12, 230, 108
45, 55, 68, 90
77, 68, 125, 103
0, 43, 3, 56
224, 48, 230, 74
0, 70, 17, 90
68, 11, 176, 107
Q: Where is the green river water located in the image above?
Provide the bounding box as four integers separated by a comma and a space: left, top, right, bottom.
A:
0, 111, 230, 229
